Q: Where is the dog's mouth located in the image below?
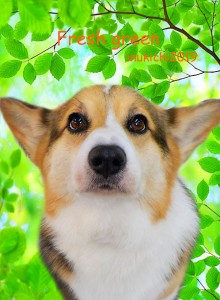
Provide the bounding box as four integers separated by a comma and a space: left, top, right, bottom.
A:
87, 177, 127, 193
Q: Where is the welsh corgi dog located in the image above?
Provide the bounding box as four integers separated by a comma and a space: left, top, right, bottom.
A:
1, 85, 220, 300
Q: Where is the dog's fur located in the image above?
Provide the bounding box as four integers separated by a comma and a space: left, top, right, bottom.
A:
1, 85, 220, 300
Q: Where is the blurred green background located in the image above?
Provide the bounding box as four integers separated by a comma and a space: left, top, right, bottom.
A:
0, 1, 220, 299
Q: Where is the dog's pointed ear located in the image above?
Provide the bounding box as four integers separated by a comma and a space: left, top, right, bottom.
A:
0, 98, 51, 162
167, 100, 220, 163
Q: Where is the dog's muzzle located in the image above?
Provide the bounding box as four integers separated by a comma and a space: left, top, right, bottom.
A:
88, 145, 126, 179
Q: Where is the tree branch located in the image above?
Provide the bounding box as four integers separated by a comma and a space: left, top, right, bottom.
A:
211, 0, 217, 52
197, 278, 220, 300
203, 245, 220, 259
129, 0, 135, 13
24, 27, 71, 63
13, 0, 220, 78
161, 0, 220, 65
91, 10, 165, 21
195, 0, 215, 52
201, 203, 220, 218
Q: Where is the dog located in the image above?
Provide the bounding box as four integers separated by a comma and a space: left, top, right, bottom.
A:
1, 85, 220, 300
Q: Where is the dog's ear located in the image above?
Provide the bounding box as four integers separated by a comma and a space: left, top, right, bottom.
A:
0, 98, 51, 162
167, 100, 220, 162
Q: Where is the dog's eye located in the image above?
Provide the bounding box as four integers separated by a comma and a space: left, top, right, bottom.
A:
127, 114, 148, 134
68, 113, 88, 133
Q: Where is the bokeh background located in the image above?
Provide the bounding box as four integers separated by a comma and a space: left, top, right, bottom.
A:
0, 1, 220, 299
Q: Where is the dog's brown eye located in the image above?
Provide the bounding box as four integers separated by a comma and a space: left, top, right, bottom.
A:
127, 114, 148, 134
68, 113, 88, 133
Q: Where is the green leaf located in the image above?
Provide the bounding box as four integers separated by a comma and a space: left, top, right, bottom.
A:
102, 59, 116, 79
148, 64, 167, 79
206, 267, 219, 290
163, 44, 177, 52
191, 245, 205, 259
206, 141, 220, 154
143, 84, 156, 98
0, 0, 12, 29
194, 260, 206, 276
201, 214, 214, 229
58, 48, 75, 59
122, 75, 134, 88
101, 19, 118, 34
181, 40, 199, 51
197, 179, 209, 201
5, 202, 15, 213
18, 0, 51, 34
181, 0, 194, 7
4, 178, 13, 189
203, 1, 213, 13
86, 55, 110, 73
6, 193, 18, 202
189, 26, 201, 36
177, 2, 192, 12
32, 32, 51, 42
212, 126, 220, 140
34, 53, 53, 75
214, 235, 220, 255
0, 228, 18, 254
209, 172, 220, 185
167, 60, 183, 73
197, 233, 204, 245
179, 284, 199, 299
23, 63, 36, 84
117, 23, 137, 40
186, 260, 195, 275
4, 39, 28, 59
10, 149, 21, 168
154, 81, 170, 96
140, 45, 160, 56
27, 255, 53, 295
0, 161, 9, 174
198, 157, 220, 173
50, 54, 65, 80
129, 69, 139, 88
58, 0, 91, 28
170, 31, 182, 48
56, 18, 64, 30
2, 187, 8, 199
148, 23, 164, 47
89, 42, 112, 55
131, 69, 152, 83
201, 290, 220, 300
124, 45, 138, 62
184, 274, 194, 286
14, 21, 28, 40
31, 21, 54, 41
2, 228, 26, 262
205, 256, 220, 267
151, 95, 165, 104
1, 24, 14, 38
0, 60, 22, 78
167, 7, 180, 25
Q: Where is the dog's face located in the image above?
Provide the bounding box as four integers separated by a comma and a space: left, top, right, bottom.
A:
45, 86, 171, 198
1, 85, 220, 218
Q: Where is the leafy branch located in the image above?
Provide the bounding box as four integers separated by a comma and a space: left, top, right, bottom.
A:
1, 0, 220, 90
197, 278, 220, 300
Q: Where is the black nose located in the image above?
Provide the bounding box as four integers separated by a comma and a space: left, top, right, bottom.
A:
88, 145, 126, 178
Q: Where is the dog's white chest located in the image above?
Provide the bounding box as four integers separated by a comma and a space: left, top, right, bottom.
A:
48, 182, 198, 300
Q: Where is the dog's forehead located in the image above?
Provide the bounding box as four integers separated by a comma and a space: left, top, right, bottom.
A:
61, 85, 157, 120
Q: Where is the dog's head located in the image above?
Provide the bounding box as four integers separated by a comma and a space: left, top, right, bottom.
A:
1, 85, 220, 218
